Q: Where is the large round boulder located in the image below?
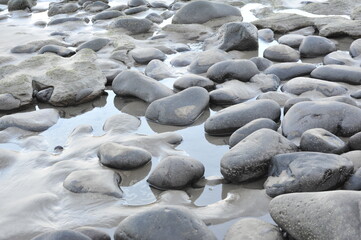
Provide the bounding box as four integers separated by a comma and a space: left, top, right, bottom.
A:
299, 36, 337, 57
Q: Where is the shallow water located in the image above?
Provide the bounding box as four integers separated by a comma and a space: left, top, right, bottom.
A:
0, 0, 357, 239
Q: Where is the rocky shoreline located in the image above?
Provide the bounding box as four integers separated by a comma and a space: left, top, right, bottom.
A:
1, 0, 361, 239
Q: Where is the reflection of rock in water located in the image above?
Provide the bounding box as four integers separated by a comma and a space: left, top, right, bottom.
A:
114, 96, 149, 116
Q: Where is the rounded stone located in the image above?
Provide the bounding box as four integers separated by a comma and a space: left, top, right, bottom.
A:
263, 44, 300, 62
299, 36, 337, 58
130, 47, 166, 64
173, 74, 215, 91
349, 38, 361, 57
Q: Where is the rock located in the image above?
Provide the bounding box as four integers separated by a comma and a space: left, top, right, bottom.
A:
314, 17, 361, 38
282, 101, 361, 139
79, 0, 109, 5
149, 1, 168, 8
114, 206, 216, 240
8, 0, 35, 11
170, 51, 197, 67
206, 22, 258, 52
109, 17, 153, 34
311, 65, 361, 85
348, 132, 361, 150
161, 23, 213, 42
224, 218, 283, 240
252, 13, 314, 33
128, 0, 147, 7
342, 150, 361, 171
103, 113, 141, 133
351, 5, 361, 20
350, 38, 361, 57
300, 128, 348, 154
112, 70, 173, 102
249, 57, 273, 71
92, 10, 123, 22
110, 49, 134, 67
278, 34, 305, 48
256, 92, 292, 107
206, 60, 260, 83
173, 43, 190, 52
281, 77, 348, 97
266, 152, 353, 197
343, 168, 361, 190
270, 191, 361, 240
48, 2, 79, 16
147, 155, 204, 189
0, 93, 21, 110
145, 59, 174, 80
205, 99, 280, 136
48, 17, 84, 26
318, 96, 358, 106
11, 39, 70, 54
98, 142, 151, 170
188, 49, 230, 74
299, 36, 337, 58
173, 74, 214, 91
145, 12, 163, 24
124, 5, 148, 15
84, 1, 110, 12
172, 0, 241, 24
290, 26, 316, 36
75, 227, 111, 240
351, 89, 361, 99
258, 28, 274, 42
35, 87, 54, 102
0, 109, 59, 132
284, 97, 311, 113
39, 45, 75, 57
264, 62, 316, 81
229, 118, 278, 148
31, 230, 91, 240
209, 80, 258, 105
130, 47, 166, 64
145, 87, 209, 126
263, 44, 300, 62
323, 51, 361, 66
221, 129, 297, 183
0, 49, 106, 107
249, 73, 280, 92
63, 169, 123, 198
76, 38, 110, 52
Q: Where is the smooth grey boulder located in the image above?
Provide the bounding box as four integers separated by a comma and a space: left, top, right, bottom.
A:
249, 73, 280, 92
205, 99, 280, 136
348, 132, 361, 150
263, 44, 300, 62
300, 128, 348, 154
147, 155, 205, 189
11, 39, 70, 54
63, 169, 123, 198
224, 218, 283, 240
299, 36, 337, 57
39, 45, 75, 57
311, 65, 361, 85
92, 10, 123, 22
256, 92, 292, 107
149, 1, 168, 8
342, 150, 361, 171
207, 22, 258, 52
270, 191, 361, 240
188, 49, 230, 74
84, 1, 110, 13
145, 59, 174, 80
173, 74, 215, 91
145, 87, 209, 126
323, 51, 361, 66
48, 17, 84, 26
343, 168, 361, 190
48, 2, 79, 16
318, 96, 358, 106
112, 70, 173, 102
350, 38, 361, 57
278, 34, 305, 48
75, 227, 111, 240
0, 93, 21, 110
264, 63, 316, 81
31, 230, 91, 240
284, 97, 311, 113
114, 206, 216, 240
98, 142, 151, 170
8, 0, 35, 11
109, 17, 153, 34
209, 80, 258, 105
170, 51, 197, 67
221, 129, 298, 183
258, 28, 274, 42
172, 0, 241, 24
250, 57, 273, 71
266, 152, 353, 197
124, 6, 148, 15
282, 101, 361, 139
229, 118, 278, 148
76, 38, 110, 52
145, 12, 163, 24
128, 0, 147, 7
130, 47, 166, 64
0, 109, 59, 132
281, 77, 348, 97
206, 60, 260, 83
